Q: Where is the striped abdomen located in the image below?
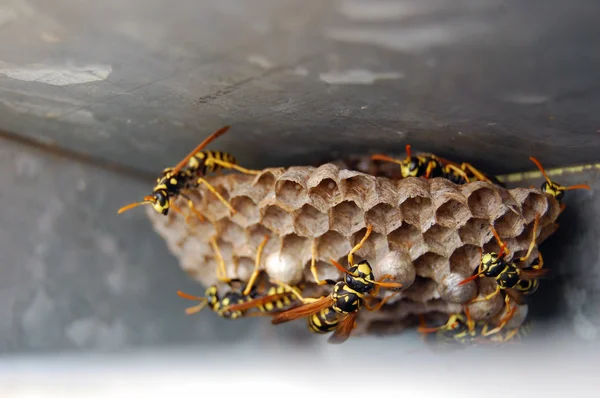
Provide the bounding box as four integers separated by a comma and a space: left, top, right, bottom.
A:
257, 285, 301, 313
187, 151, 237, 175
308, 308, 340, 334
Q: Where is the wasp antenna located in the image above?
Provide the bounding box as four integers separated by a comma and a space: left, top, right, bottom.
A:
458, 273, 481, 286
405, 144, 412, 161
563, 183, 592, 191
177, 290, 205, 302
117, 197, 153, 214
529, 157, 552, 185
171, 125, 231, 175
371, 154, 404, 166
329, 259, 353, 276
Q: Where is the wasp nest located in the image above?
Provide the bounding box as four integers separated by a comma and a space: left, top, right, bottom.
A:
147, 163, 561, 335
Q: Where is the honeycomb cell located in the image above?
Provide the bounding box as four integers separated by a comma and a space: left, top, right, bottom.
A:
518, 191, 547, 224
466, 186, 501, 219
365, 203, 402, 235
303, 258, 344, 284
281, 233, 311, 264
458, 217, 493, 247
423, 225, 462, 257
215, 219, 246, 250
465, 279, 504, 320
493, 210, 525, 238
437, 272, 478, 304
449, 244, 481, 276
413, 252, 447, 280
294, 204, 329, 237
265, 249, 304, 285
396, 177, 430, 204
308, 177, 343, 213
402, 277, 439, 302
252, 169, 280, 198
230, 196, 261, 227
388, 223, 423, 251
400, 196, 434, 231
235, 256, 256, 281
274, 179, 309, 209
373, 177, 400, 208
315, 230, 352, 263
199, 182, 233, 221
330, 200, 365, 237
435, 199, 471, 229
246, 224, 274, 251
261, 204, 295, 235
373, 250, 416, 288
342, 173, 377, 209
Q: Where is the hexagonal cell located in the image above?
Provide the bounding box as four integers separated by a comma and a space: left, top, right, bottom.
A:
230, 196, 261, 227
435, 199, 471, 229
466, 187, 501, 219
199, 181, 233, 221
294, 204, 330, 237
365, 203, 402, 235
252, 169, 279, 196
396, 177, 430, 205
308, 177, 343, 212
302, 258, 344, 284
373, 177, 400, 207
342, 174, 377, 208
346, 227, 379, 262
510, 189, 547, 224
400, 196, 434, 230
449, 244, 481, 275
314, 230, 352, 265
402, 276, 440, 302
388, 223, 422, 251
234, 256, 256, 282
413, 252, 448, 279
373, 250, 416, 288
246, 224, 275, 252
330, 200, 366, 237
493, 210, 525, 238
274, 179, 309, 209
437, 272, 478, 304
261, 204, 295, 235
423, 225, 462, 257
280, 233, 311, 263
458, 217, 493, 247
215, 219, 246, 248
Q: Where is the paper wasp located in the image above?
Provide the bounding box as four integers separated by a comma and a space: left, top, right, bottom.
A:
177, 235, 302, 319
268, 225, 403, 344
117, 126, 260, 221
529, 156, 591, 212
371, 144, 504, 186
458, 214, 548, 305
417, 305, 519, 346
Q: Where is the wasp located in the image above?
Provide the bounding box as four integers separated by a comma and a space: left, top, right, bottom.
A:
177, 235, 302, 319
371, 144, 504, 186
268, 225, 403, 344
529, 156, 591, 213
117, 126, 260, 221
458, 214, 549, 305
417, 305, 519, 346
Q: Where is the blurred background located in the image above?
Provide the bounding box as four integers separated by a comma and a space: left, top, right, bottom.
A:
0, 0, 599, 395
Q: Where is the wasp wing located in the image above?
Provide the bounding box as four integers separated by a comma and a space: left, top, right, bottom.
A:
328, 312, 358, 345
271, 296, 334, 325
221, 293, 294, 313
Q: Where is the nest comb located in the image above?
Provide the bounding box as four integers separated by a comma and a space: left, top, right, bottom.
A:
147, 163, 561, 336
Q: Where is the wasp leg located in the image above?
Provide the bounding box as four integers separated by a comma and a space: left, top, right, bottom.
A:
461, 163, 493, 184
531, 252, 545, 271
196, 177, 237, 214
243, 235, 269, 296
445, 164, 471, 183
424, 161, 436, 179
180, 193, 205, 223
270, 279, 321, 304
482, 295, 515, 336
310, 239, 335, 286
518, 214, 540, 264
470, 285, 501, 303
210, 237, 231, 284
364, 289, 402, 311
206, 158, 261, 176
347, 225, 373, 267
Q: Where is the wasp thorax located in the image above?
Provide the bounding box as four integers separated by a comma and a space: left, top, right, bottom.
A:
541, 181, 564, 202
345, 261, 375, 293
481, 252, 505, 277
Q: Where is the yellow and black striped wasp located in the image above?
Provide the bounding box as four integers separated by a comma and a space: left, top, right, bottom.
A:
529, 156, 591, 213
371, 144, 504, 186
267, 225, 403, 344
117, 126, 260, 221
417, 305, 521, 347
458, 214, 548, 306
177, 235, 302, 319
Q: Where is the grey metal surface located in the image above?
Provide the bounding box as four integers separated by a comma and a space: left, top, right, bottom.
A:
0, 0, 599, 356
1, 0, 600, 174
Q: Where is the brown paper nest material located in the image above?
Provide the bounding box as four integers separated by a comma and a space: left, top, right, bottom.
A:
147, 162, 561, 337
